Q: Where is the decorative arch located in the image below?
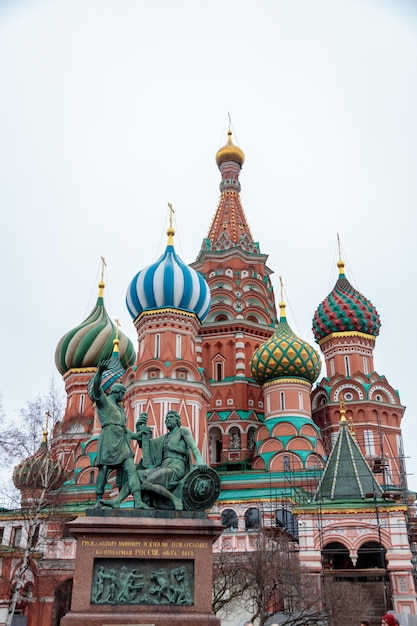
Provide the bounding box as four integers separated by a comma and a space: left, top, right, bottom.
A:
356, 541, 387, 569
269, 452, 302, 472
369, 385, 397, 404
76, 467, 98, 485
305, 453, 324, 469
322, 541, 353, 570
258, 438, 284, 454
287, 437, 314, 451
300, 424, 319, 438
74, 456, 91, 470
312, 391, 328, 410
256, 425, 269, 441
271, 423, 298, 438
333, 384, 364, 402
172, 368, 194, 382
214, 314, 229, 322
251, 456, 266, 470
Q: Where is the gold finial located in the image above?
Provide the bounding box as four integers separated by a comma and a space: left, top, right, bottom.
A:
339, 394, 346, 422
348, 415, 356, 438
167, 203, 175, 246
43, 410, 51, 443
278, 276, 286, 320
113, 318, 121, 352
99, 256, 107, 298
336, 233, 345, 276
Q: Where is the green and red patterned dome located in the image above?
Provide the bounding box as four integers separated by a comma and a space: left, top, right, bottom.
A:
251, 301, 321, 385
55, 280, 136, 375
312, 260, 381, 342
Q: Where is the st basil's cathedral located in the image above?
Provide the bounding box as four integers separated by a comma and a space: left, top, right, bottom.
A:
0, 130, 416, 626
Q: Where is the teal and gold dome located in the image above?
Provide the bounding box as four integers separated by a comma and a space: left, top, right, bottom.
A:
55, 278, 136, 375
251, 300, 321, 386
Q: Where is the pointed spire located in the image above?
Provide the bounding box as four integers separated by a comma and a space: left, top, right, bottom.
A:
113, 318, 121, 354
206, 129, 256, 252
99, 256, 107, 298
167, 202, 175, 246
42, 410, 50, 446
339, 394, 346, 422
278, 276, 287, 322
336, 233, 345, 277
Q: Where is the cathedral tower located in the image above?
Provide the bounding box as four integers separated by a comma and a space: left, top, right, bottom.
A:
192, 130, 278, 468
311, 253, 406, 491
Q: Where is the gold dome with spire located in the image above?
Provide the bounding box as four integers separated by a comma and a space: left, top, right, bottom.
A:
215, 130, 245, 168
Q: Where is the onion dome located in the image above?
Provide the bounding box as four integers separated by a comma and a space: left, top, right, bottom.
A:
87, 335, 125, 397
126, 217, 211, 322
55, 278, 136, 375
215, 130, 245, 168
251, 299, 321, 386
13, 425, 65, 492
312, 258, 381, 342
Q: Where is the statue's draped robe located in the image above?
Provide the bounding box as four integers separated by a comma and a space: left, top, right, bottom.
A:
92, 388, 134, 467
140, 427, 192, 490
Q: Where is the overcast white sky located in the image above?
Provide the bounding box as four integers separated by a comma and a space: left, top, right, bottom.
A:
1, 0, 416, 488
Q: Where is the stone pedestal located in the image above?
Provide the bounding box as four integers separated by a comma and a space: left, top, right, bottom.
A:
61, 510, 222, 626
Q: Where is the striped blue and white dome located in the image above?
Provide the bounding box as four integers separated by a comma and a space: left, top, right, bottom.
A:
126, 233, 211, 322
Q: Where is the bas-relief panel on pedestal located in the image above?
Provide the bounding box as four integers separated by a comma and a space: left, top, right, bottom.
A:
91, 559, 194, 606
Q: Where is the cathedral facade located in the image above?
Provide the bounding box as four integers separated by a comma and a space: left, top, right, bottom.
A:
0, 131, 416, 625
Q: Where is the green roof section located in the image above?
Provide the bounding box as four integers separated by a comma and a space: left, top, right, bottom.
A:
316, 419, 382, 500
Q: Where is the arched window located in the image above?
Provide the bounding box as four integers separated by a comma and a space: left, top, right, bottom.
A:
215, 362, 223, 381
356, 541, 386, 569
322, 542, 353, 570
344, 355, 350, 377
245, 508, 261, 531
247, 427, 256, 454
363, 356, 368, 374
155, 334, 160, 358
280, 391, 285, 410
176, 334, 182, 359
209, 427, 223, 464
221, 509, 238, 531
298, 392, 303, 411
79, 394, 84, 413
229, 428, 241, 450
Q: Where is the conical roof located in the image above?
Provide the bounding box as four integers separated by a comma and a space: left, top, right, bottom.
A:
206, 130, 256, 252
316, 405, 382, 500
313, 259, 381, 342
